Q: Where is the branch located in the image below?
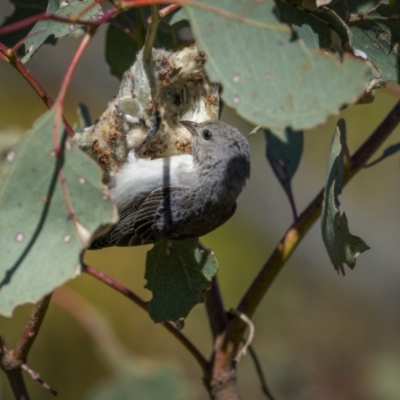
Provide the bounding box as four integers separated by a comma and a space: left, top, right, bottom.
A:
201, 239, 241, 400
13, 295, 52, 362
83, 264, 208, 371
205, 276, 228, 339
201, 241, 227, 339
223, 99, 400, 363
143, 5, 160, 63
0, 295, 54, 400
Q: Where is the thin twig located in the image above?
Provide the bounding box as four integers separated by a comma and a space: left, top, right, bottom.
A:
51, 30, 96, 245
0, 295, 53, 400
223, 99, 400, 362
159, 4, 181, 18
143, 5, 160, 63
13, 295, 52, 362
21, 364, 57, 396
248, 346, 275, 400
83, 264, 208, 371
147, 4, 180, 23
54, 30, 94, 147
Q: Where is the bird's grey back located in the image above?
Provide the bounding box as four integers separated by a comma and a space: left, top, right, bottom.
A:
89, 120, 250, 249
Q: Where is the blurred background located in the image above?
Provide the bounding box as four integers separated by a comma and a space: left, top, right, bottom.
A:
1, 2, 400, 399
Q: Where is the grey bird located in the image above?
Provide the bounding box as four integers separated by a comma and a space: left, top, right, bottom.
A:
89, 120, 250, 249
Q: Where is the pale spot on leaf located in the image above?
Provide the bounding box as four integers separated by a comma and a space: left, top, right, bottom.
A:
15, 232, 25, 243
7, 151, 15, 163
232, 74, 241, 83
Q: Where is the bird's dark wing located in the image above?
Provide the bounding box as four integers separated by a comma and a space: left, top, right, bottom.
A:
89, 187, 186, 249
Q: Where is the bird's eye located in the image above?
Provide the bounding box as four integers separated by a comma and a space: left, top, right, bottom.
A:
202, 129, 212, 140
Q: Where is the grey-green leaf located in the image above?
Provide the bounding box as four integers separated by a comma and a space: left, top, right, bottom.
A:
183, 0, 369, 131
265, 127, 303, 219
0, 0, 48, 50
276, 0, 334, 51
321, 119, 370, 275
0, 109, 115, 317
22, 0, 103, 63
145, 239, 218, 323
350, 2, 400, 88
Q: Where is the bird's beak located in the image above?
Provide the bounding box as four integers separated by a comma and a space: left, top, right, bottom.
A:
180, 120, 199, 136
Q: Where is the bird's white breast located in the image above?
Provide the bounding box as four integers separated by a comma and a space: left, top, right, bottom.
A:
109, 154, 197, 211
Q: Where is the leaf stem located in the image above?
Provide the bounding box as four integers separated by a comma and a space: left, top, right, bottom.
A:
83, 264, 208, 371
224, 99, 400, 362
143, 5, 160, 64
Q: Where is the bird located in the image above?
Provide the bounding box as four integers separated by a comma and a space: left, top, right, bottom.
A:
89, 120, 251, 249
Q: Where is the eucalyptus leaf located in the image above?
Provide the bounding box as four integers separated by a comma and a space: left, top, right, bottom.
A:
105, 9, 144, 80
321, 119, 370, 275
22, 0, 103, 63
350, 2, 400, 89
145, 239, 217, 323
0, 0, 48, 50
0, 109, 115, 317
183, 0, 369, 131
265, 127, 303, 219
276, 0, 334, 51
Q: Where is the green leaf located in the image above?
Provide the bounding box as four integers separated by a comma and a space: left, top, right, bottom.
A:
105, 9, 144, 80
183, 0, 369, 131
145, 239, 218, 323
365, 142, 400, 168
265, 127, 303, 219
21, 0, 103, 63
0, 128, 23, 174
0, 109, 115, 317
350, 2, 400, 88
276, 0, 334, 51
321, 119, 370, 275
0, 0, 48, 49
